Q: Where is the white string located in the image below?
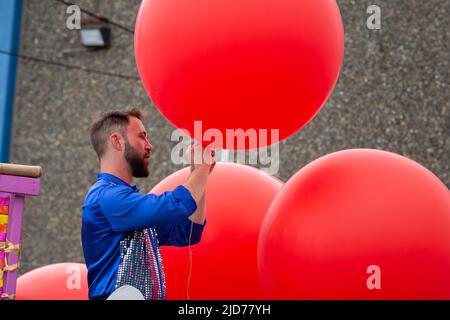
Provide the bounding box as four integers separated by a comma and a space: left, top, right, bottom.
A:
186, 220, 194, 300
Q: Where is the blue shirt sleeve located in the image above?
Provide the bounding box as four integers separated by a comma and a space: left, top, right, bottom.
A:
99, 184, 197, 232
156, 219, 207, 247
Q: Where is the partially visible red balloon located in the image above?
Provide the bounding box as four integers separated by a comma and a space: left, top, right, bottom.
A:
16, 263, 88, 300
135, 0, 344, 149
258, 149, 450, 299
151, 163, 283, 299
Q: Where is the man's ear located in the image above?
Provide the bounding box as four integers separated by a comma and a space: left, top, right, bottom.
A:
110, 132, 124, 151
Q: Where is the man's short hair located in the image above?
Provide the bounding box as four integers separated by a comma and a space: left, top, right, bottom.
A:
90, 108, 143, 159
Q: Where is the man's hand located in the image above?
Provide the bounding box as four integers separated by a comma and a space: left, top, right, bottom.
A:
183, 144, 215, 205
186, 143, 216, 174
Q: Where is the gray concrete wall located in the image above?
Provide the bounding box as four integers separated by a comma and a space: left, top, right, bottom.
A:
11, 0, 449, 272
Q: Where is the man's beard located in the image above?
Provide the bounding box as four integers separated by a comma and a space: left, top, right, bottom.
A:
124, 141, 149, 178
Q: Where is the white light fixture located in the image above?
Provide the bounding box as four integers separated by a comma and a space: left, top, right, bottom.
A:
80, 26, 110, 49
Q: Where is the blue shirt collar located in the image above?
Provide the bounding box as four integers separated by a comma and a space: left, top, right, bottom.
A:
97, 172, 140, 191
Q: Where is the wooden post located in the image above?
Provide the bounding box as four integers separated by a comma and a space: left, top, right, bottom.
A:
0, 163, 41, 300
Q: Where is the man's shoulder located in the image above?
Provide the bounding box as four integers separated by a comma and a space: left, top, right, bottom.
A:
84, 179, 133, 205
84, 179, 112, 205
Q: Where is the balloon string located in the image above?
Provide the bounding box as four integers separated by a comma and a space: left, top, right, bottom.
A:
186, 220, 194, 300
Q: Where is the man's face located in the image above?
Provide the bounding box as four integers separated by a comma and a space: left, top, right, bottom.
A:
124, 117, 153, 178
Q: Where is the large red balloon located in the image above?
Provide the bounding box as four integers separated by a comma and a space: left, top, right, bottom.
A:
150, 163, 283, 299
135, 0, 344, 149
258, 149, 450, 299
16, 263, 88, 300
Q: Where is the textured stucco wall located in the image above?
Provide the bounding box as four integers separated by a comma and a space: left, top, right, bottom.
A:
10, 0, 449, 272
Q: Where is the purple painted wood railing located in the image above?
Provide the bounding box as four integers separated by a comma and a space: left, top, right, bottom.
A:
0, 163, 41, 300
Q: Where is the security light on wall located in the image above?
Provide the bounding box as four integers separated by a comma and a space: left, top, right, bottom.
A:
80, 26, 111, 49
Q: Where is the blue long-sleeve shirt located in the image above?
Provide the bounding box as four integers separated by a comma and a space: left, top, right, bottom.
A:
81, 173, 206, 299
